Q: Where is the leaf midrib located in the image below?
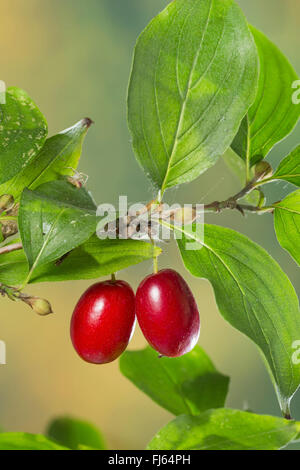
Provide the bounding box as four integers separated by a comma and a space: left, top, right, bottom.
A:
275, 206, 300, 216
28, 133, 84, 191
29, 208, 67, 271
160, 0, 213, 193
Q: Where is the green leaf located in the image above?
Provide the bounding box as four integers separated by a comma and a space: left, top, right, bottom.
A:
19, 180, 97, 278
0, 247, 27, 285
175, 223, 300, 409
232, 26, 300, 167
128, 0, 258, 192
0, 433, 67, 450
274, 190, 300, 265
32, 237, 161, 283
46, 416, 106, 450
0, 237, 161, 285
0, 119, 92, 201
0, 87, 48, 184
272, 145, 300, 187
120, 346, 229, 416
147, 409, 300, 450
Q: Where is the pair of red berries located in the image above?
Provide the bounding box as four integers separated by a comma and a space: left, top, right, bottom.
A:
70, 269, 200, 364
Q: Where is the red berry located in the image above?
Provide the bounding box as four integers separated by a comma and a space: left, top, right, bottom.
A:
136, 269, 200, 357
70, 280, 136, 364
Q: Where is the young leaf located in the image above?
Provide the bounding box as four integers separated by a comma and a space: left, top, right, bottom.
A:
175, 223, 300, 410
0, 87, 48, 184
46, 416, 106, 450
0, 237, 161, 285
0, 118, 92, 201
272, 145, 300, 187
274, 190, 300, 265
147, 409, 300, 450
232, 27, 300, 167
0, 433, 67, 450
120, 346, 229, 416
18, 180, 97, 279
128, 0, 258, 192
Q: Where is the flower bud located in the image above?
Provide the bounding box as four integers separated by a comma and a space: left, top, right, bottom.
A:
22, 295, 53, 316
254, 161, 273, 180
0, 194, 14, 213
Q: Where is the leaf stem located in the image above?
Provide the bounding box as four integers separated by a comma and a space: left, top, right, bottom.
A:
153, 256, 158, 274
151, 238, 159, 274
252, 176, 274, 187
200, 173, 275, 215
245, 114, 251, 183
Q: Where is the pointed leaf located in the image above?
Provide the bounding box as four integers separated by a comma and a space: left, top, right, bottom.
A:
120, 346, 229, 416
0, 87, 48, 184
175, 223, 300, 407
148, 409, 300, 450
232, 27, 300, 166
0, 118, 92, 201
128, 0, 258, 191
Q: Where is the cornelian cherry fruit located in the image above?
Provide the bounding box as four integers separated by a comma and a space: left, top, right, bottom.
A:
136, 269, 200, 357
70, 280, 136, 364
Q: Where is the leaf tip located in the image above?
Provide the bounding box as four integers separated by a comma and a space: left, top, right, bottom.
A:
82, 117, 94, 129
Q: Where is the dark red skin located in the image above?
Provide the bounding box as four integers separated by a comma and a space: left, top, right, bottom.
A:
70, 280, 136, 364
136, 269, 200, 357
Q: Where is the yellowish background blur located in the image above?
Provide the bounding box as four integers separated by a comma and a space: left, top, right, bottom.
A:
0, 0, 299, 450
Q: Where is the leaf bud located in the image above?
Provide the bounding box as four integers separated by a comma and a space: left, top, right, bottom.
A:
254, 161, 273, 180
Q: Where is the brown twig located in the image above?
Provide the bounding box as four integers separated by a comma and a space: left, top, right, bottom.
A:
102, 175, 273, 240
203, 179, 262, 215
0, 242, 23, 256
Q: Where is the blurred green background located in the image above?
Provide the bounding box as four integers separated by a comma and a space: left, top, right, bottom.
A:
0, 0, 299, 450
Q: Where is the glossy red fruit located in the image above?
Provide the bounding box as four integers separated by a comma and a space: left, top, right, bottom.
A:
136, 269, 200, 357
70, 280, 136, 364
